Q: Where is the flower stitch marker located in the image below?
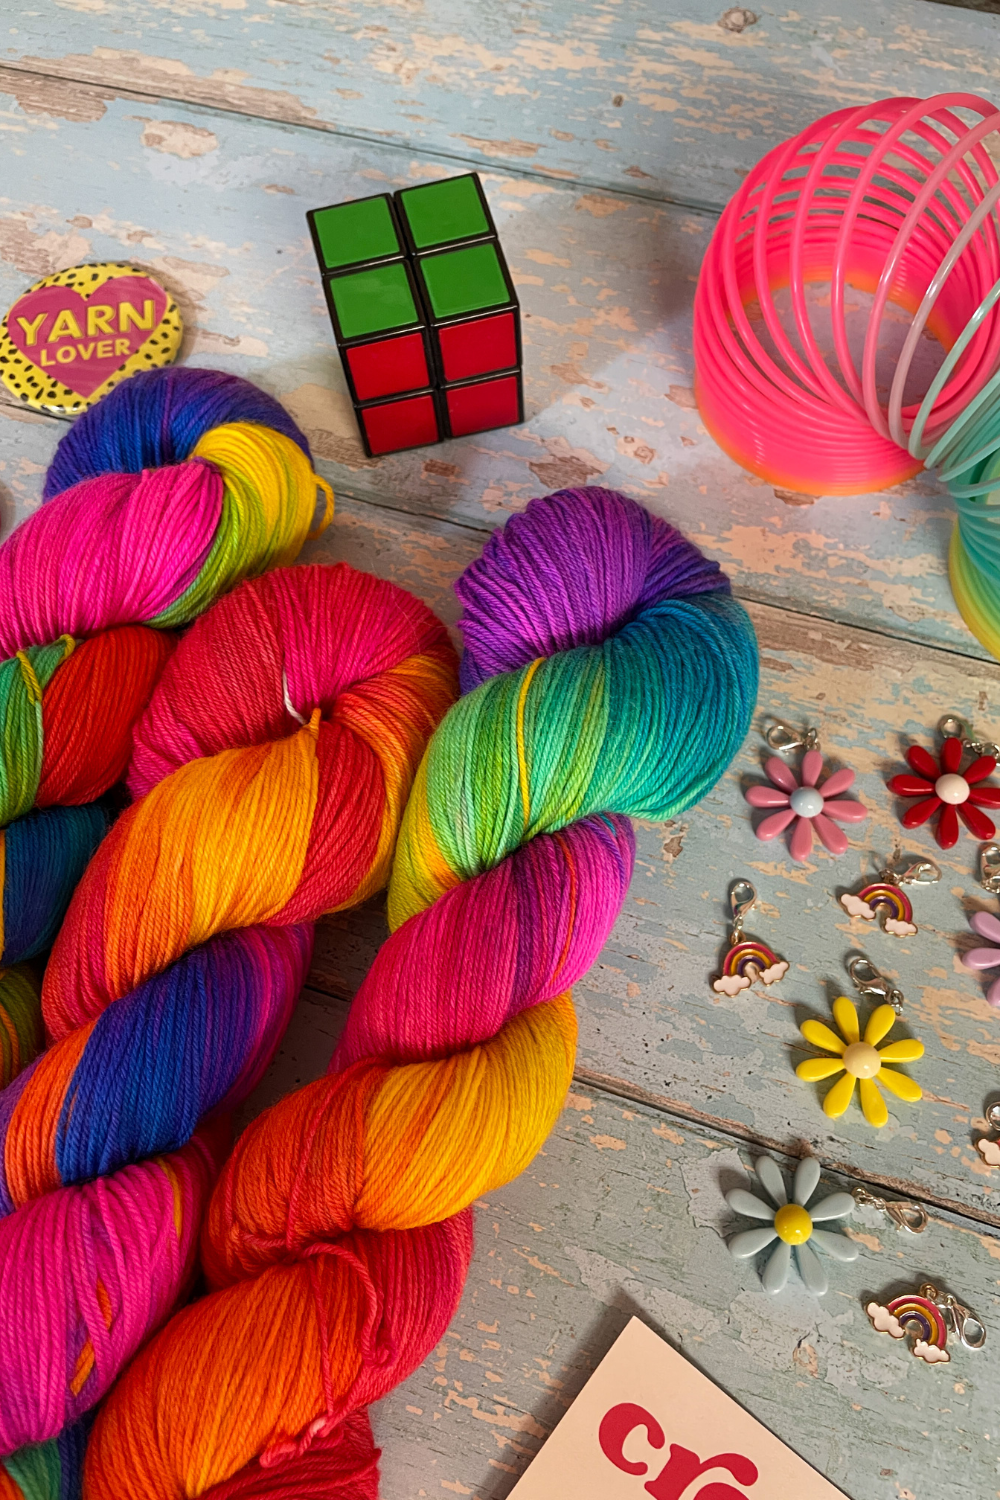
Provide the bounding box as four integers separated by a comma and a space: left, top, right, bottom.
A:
962, 909, 1000, 1007
888, 714, 1000, 850
745, 719, 866, 862
961, 847, 1000, 1008
796, 985, 924, 1128
726, 1155, 857, 1296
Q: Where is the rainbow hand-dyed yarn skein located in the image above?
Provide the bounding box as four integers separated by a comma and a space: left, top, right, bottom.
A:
0, 366, 335, 1090
0, 364, 333, 824
84, 487, 758, 1499
0, 562, 456, 1457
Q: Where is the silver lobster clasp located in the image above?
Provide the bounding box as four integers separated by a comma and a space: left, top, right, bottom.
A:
939, 713, 1000, 761
848, 955, 906, 1015
764, 718, 819, 754
852, 1186, 927, 1234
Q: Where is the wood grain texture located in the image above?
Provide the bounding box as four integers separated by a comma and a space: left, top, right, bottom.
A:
239, 1038, 1000, 1500
5, 1, 1000, 210
6, 385, 1000, 1218
278, 499, 1000, 1225
0, 82, 984, 659
4, 5, 1000, 1489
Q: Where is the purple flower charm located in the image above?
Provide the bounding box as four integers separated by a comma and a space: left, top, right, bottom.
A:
962, 910, 1000, 1007
746, 749, 867, 862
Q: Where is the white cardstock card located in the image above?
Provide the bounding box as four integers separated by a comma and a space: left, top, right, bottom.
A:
508, 1317, 847, 1500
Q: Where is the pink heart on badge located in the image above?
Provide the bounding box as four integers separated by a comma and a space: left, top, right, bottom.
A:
5, 275, 169, 398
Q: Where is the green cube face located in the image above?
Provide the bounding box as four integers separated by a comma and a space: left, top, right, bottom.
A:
397, 175, 490, 250
418, 242, 510, 321
328, 262, 419, 339
311, 196, 401, 270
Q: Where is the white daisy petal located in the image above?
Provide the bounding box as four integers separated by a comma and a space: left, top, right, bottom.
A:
793, 1157, 821, 1207
811, 1229, 859, 1263
725, 1189, 775, 1219
761, 1240, 792, 1293
795, 1240, 828, 1296
809, 1191, 855, 1222
729, 1226, 779, 1259
755, 1156, 788, 1207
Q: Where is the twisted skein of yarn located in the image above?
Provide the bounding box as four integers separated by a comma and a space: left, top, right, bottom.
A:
0, 802, 110, 1093
0, 366, 334, 1093
0, 364, 333, 825
85, 487, 758, 1498
0, 1415, 90, 1500
0, 562, 456, 1458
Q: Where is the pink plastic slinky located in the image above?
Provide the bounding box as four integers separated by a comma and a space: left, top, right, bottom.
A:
693, 93, 1000, 495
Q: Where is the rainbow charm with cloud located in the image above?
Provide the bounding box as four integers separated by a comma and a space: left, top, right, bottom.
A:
841, 881, 917, 937
713, 940, 789, 997
712, 880, 788, 996
839, 856, 939, 939
866, 1281, 985, 1364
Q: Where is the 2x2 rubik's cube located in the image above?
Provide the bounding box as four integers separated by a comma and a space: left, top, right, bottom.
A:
307, 173, 522, 456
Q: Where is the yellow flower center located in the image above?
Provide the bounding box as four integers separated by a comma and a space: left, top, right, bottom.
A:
774, 1204, 813, 1245
842, 1041, 882, 1079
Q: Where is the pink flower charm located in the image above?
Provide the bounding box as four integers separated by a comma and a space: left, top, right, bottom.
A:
962, 910, 1000, 1008
746, 749, 867, 862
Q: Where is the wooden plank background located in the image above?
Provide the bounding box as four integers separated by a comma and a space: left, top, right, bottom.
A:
4, 4, 1000, 1496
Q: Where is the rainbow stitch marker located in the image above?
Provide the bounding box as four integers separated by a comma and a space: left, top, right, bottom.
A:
712, 881, 789, 996
841, 881, 917, 937
867, 1290, 950, 1363
866, 1279, 986, 1363
714, 940, 788, 996
889, 1293, 950, 1347
840, 856, 939, 938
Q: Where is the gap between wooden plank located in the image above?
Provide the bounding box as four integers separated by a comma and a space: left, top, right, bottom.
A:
322, 484, 996, 668
0, 61, 710, 215
572, 1064, 1000, 1234
1, 391, 991, 678
287, 985, 1000, 1238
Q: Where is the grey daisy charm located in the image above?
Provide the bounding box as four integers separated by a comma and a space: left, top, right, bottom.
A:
726, 1156, 858, 1296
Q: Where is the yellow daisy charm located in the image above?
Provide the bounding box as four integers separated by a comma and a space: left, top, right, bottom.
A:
796, 997, 924, 1129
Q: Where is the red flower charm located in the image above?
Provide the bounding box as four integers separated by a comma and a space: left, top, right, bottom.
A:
889, 736, 1000, 849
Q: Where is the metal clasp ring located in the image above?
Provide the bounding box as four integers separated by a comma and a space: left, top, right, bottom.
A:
982, 844, 1000, 895
764, 719, 819, 754
890, 858, 941, 889
729, 879, 756, 943
938, 714, 1000, 761
848, 955, 906, 1015
852, 1186, 927, 1233
926, 1285, 987, 1351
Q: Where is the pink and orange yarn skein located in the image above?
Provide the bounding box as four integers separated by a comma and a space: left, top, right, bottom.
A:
0, 365, 336, 1089
0, 561, 456, 1452
82, 487, 758, 1499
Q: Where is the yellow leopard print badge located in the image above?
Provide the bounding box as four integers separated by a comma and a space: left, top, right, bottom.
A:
0, 263, 183, 413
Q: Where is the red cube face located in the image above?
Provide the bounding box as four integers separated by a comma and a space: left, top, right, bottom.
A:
445, 375, 521, 438
437, 311, 517, 383
345, 331, 430, 402
360, 392, 440, 455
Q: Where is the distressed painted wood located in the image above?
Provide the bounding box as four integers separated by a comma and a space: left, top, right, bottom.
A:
8, 389, 1000, 1220
3, 8, 1000, 1490
302, 499, 1000, 1223
0, 84, 985, 659
5, 2, 1000, 210
239, 1046, 1000, 1500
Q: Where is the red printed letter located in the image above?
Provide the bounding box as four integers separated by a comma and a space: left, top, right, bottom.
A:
645, 1443, 758, 1500
599, 1403, 666, 1477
